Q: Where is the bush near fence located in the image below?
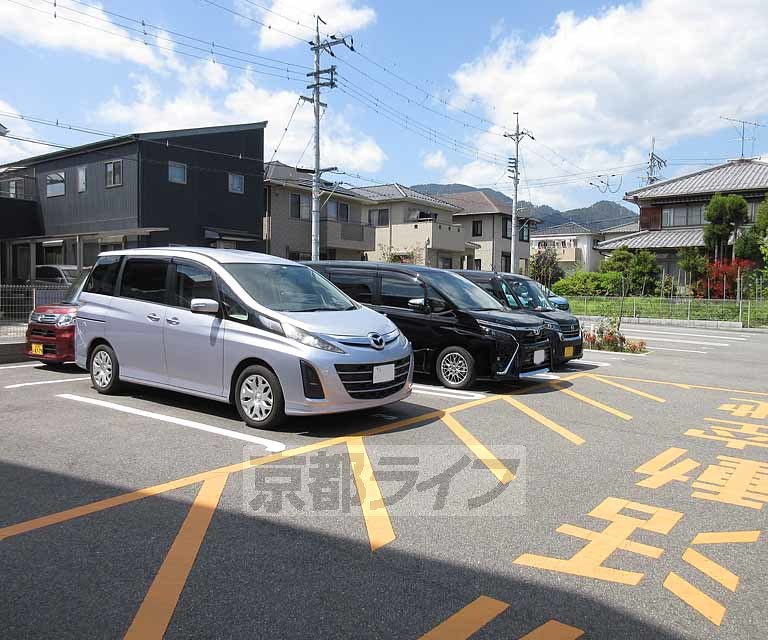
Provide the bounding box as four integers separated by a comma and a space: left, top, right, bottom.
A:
569, 296, 768, 327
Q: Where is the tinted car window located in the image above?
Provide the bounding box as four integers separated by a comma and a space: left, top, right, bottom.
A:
172, 262, 216, 308
218, 279, 250, 323
380, 274, 424, 309
84, 256, 121, 295
424, 270, 503, 311
120, 259, 169, 304
329, 270, 375, 304
37, 266, 60, 281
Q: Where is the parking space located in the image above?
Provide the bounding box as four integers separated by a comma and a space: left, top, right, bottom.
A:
2, 322, 767, 639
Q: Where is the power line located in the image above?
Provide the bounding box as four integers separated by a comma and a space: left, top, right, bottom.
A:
269, 97, 302, 164
0, 110, 119, 138
199, 0, 307, 45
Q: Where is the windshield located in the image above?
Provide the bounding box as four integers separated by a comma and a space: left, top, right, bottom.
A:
503, 279, 554, 311
62, 269, 90, 304
425, 270, 504, 311
61, 269, 80, 280
225, 263, 356, 312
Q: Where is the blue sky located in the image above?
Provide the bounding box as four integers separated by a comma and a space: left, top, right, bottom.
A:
2, 0, 768, 210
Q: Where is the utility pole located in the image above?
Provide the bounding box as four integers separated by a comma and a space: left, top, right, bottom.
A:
303, 17, 353, 260
645, 137, 666, 185
504, 113, 534, 274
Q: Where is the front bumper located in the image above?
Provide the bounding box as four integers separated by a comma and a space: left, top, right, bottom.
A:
552, 334, 583, 366
25, 324, 75, 363
487, 336, 552, 381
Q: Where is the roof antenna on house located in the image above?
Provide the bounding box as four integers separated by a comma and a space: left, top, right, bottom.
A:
644, 136, 666, 185
720, 116, 764, 158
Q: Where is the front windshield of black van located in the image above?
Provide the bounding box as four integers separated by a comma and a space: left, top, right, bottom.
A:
225, 263, 356, 312
503, 278, 554, 311
425, 270, 504, 311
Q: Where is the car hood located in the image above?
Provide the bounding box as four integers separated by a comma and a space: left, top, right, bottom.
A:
464, 308, 544, 329
32, 304, 77, 315
519, 308, 578, 326
279, 305, 396, 337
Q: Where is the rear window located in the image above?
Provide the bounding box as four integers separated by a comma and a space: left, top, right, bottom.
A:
83, 256, 122, 296
328, 270, 375, 304
120, 259, 169, 304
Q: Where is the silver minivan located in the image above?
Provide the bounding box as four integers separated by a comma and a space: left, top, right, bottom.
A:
74, 248, 413, 428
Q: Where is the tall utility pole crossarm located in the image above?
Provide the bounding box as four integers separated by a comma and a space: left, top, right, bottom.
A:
304, 16, 354, 260
503, 113, 534, 274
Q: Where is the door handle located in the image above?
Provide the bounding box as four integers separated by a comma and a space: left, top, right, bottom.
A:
147, 313, 161, 322
166, 317, 180, 326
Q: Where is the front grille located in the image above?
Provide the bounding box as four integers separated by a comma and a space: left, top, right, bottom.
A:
335, 356, 410, 400
43, 344, 57, 355
521, 340, 551, 371
30, 313, 58, 324
30, 327, 56, 338
562, 327, 580, 339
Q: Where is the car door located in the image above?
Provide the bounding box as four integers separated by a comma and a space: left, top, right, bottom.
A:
163, 259, 225, 397
107, 257, 170, 384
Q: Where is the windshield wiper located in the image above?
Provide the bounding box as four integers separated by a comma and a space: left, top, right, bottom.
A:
289, 307, 349, 312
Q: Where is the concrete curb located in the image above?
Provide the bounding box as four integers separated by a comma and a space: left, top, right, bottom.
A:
575, 315, 744, 329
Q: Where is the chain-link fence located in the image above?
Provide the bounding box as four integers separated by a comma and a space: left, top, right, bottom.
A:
0, 285, 70, 340
569, 296, 768, 328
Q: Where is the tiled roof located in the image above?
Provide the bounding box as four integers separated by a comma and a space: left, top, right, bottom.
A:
439, 190, 540, 222
597, 227, 706, 250
602, 220, 640, 234
625, 159, 768, 200
349, 184, 460, 210
532, 222, 594, 236
265, 162, 368, 200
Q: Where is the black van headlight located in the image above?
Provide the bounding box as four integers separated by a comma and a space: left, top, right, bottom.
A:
543, 319, 562, 337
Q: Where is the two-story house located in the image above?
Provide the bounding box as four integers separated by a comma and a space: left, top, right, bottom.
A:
0, 122, 266, 283
353, 184, 472, 269
598, 158, 768, 278
530, 222, 605, 273
440, 190, 536, 273
263, 162, 374, 261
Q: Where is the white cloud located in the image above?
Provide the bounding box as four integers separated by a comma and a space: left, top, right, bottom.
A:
422, 150, 447, 170
234, 0, 375, 50
446, 0, 768, 208
0, 101, 43, 165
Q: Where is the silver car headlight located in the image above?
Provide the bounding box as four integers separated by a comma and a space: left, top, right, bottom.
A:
279, 321, 346, 354
56, 313, 77, 327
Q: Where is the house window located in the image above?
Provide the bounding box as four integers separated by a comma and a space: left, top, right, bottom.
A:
105, 160, 123, 188
228, 173, 244, 194
440, 257, 452, 269
326, 201, 337, 220
472, 220, 482, 237
290, 192, 310, 219
501, 253, 511, 272
46, 171, 65, 198
662, 205, 705, 227
474, 258, 482, 270
337, 202, 349, 222
0, 179, 19, 198
369, 208, 389, 226
519, 224, 529, 242
168, 161, 187, 184
77, 166, 87, 193
502, 217, 513, 239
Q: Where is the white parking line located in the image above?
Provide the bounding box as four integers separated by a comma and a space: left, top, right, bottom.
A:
619, 328, 747, 341
580, 350, 648, 358
57, 394, 286, 452
411, 384, 486, 400
5, 377, 90, 389
526, 372, 561, 379
569, 360, 612, 367
648, 346, 708, 354
0, 363, 41, 370
621, 335, 728, 347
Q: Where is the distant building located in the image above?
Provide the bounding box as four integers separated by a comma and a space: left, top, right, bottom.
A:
598, 158, 767, 278
440, 190, 536, 273
0, 122, 266, 283
263, 162, 374, 261
530, 222, 604, 272
601, 219, 640, 242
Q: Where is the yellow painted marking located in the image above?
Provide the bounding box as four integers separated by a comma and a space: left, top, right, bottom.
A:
442, 413, 515, 484
124, 472, 229, 640
519, 619, 585, 640
346, 437, 396, 551
718, 398, 768, 419
588, 375, 665, 403
663, 572, 726, 626
682, 548, 739, 592
635, 448, 700, 489
351, 409, 446, 437
551, 381, 632, 421
593, 375, 768, 397
502, 396, 585, 445
691, 455, 768, 509
556, 524, 665, 558
691, 530, 761, 545
419, 595, 509, 639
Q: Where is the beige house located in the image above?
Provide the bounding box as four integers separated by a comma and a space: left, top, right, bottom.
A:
352, 184, 475, 269
530, 222, 604, 272
440, 190, 536, 274
264, 162, 374, 261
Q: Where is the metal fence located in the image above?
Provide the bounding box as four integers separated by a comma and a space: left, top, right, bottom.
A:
0, 285, 70, 340
569, 296, 768, 328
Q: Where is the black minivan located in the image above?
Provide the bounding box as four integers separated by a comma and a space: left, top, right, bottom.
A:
453, 270, 583, 366
306, 261, 551, 389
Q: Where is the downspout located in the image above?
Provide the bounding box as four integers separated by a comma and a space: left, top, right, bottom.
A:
491, 214, 496, 271
136, 139, 143, 247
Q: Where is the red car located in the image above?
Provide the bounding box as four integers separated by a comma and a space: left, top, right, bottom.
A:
26, 270, 89, 364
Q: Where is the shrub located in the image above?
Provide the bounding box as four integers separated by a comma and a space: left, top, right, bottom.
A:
581, 317, 646, 353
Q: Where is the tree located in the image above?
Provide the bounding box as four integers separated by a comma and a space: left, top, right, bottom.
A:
704, 194, 749, 261
600, 246, 634, 275
734, 227, 764, 262
756, 196, 768, 237
529, 247, 564, 288
600, 246, 658, 294
676, 247, 708, 282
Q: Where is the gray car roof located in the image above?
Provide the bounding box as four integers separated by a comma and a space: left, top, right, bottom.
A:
100, 247, 296, 265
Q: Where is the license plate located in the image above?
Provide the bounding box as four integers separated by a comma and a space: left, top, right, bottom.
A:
533, 349, 547, 365
564, 346, 574, 358
373, 363, 395, 384
31, 343, 44, 356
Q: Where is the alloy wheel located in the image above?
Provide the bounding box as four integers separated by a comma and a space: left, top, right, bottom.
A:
240, 374, 274, 422
92, 351, 113, 388
441, 352, 469, 385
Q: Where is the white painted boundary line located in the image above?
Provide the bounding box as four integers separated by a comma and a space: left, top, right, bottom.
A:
621, 335, 728, 347
581, 350, 649, 358
411, 384, 486, 400
619, 328, 747, 341
0, 363, 41, 370
569, 360, 612, 367
57, 393, 286, 452
5, 377, 90, 389
647, 347, 708, 354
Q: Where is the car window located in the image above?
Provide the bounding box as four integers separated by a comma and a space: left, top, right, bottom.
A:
120, 259, 169, 304
328, 270, 375, 304
380, 274, 425, 309
37, 266, 60, 281
172, 262, 216, 309
218, 279, 250, 322
63, 269, 91, 304
83, 256, 121, 296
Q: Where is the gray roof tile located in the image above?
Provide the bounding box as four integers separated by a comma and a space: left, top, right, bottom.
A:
597, 227, 706, 250
349, 183, 460, 209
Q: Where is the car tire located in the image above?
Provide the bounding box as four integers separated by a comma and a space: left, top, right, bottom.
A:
435, 346, 477, 390
90, 344, 121, 394
235, 365, 286, 429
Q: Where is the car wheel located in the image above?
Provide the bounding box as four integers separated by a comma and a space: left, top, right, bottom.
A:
436, 346, 477, 390
90, 345, 121, 394
235, 365, 286, 429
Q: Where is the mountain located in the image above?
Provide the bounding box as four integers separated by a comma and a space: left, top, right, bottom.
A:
410, 183, 638, 231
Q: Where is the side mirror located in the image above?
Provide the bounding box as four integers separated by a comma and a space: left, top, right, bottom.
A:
191, 298, 219, 314
407, 297, 428, 313
430, 298, 449, 313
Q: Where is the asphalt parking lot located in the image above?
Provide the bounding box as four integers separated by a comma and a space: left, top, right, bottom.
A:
2, 322, 767, 639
